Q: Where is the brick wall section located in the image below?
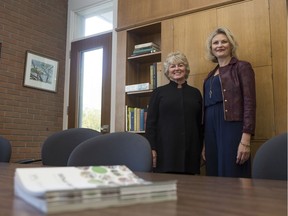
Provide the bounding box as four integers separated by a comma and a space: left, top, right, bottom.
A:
0, 0, 68, 162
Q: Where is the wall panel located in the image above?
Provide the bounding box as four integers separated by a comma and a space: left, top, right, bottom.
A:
117, 0, 243, 30
254, 66, 275, 139
172, 10, 217, 76
216, 0, 271, 67
269, 0, 287, 134
114, 30, 127, 131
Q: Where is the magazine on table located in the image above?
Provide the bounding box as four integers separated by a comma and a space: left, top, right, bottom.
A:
14, 165, 177, 214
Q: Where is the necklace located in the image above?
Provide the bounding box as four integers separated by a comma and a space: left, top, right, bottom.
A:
209, 69, 219, 98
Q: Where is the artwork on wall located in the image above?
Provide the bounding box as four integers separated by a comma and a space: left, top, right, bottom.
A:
24, 51, 59, 92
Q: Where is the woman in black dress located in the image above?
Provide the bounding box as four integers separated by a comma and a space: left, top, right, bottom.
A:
145, 51, 203, 174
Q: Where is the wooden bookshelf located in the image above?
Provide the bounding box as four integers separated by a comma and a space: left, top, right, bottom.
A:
125, 22, 162, 132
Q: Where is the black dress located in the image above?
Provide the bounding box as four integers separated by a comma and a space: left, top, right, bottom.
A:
145, 81, 203, 174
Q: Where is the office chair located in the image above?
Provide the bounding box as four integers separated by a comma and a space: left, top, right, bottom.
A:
252, 133, 287, 180
0, 136, 12, 162
67, 132, 152, 172
41, 128, 102, 166
18, 128, 102, 166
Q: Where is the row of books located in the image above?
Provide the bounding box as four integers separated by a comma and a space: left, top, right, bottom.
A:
131, 42, 160, 56
126, 106, 147, 132
14, 165, 177, 214
150, 62, 162, 89
125, 62, 162, 93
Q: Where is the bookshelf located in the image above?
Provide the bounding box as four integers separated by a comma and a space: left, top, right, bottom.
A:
125, 23, 162, 133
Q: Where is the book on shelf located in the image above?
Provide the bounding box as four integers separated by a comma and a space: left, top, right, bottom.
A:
131, 42, 160, 56
126, 107, 147, 132
131, 46, 160, 56
14, 165, 177, 214
150, 64, 157, 90
125, 61, 162, 93
134, 42, 160, 50
150, 62, 162, 89
139, 108, 145, 131
125, 82, 151, 92
125, 105, 129, 131
156, 62, 162, 87
129, 107, 135, 131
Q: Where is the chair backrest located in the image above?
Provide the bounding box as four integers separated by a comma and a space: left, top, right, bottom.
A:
67, 132, 152, 172
252, 133, 287, 180
0, 136, 12, 162
41, 128, 101, 166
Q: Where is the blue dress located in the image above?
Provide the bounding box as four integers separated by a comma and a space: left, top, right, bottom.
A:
204, 75, 251, 178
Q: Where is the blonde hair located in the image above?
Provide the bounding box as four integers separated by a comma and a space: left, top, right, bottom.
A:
163, 51, 190, 80
206, 27, 238, 63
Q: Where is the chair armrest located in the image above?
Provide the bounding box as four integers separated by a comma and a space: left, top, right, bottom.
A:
16, 158, 42, 164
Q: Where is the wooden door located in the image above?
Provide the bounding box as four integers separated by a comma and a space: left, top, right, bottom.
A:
68, 32, 112, 133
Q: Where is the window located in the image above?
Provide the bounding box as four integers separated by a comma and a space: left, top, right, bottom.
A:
85, 11, 113, 36
74, 1, 113, 39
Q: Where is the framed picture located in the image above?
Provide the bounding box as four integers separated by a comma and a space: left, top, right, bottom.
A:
24, 51, 59, 92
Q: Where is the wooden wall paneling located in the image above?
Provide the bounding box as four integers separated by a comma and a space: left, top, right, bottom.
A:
187, 73, 207, 95
216, 0, 271, 67
117, 0, 151, 29
115, 31, 127, 131
117, 0, 243, 30
254, 66, 275, 139
161, 19, 174, 86
250, 139, 267, 161
172, 10, 217, 79
269, 0, 287, 134
150, 0, 185, 21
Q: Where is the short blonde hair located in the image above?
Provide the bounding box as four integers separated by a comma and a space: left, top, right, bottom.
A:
163, 51, 190, 80
206, 27, 238, 63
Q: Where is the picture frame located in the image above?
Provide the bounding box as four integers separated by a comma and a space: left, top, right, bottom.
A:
24, 51, 59, 92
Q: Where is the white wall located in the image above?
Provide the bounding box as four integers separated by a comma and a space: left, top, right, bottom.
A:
68, 0, 107, 10
64, 0, 118, 132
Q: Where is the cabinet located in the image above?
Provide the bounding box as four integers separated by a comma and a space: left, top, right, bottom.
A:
125, 23, 162, 132
115, 0, 286, 164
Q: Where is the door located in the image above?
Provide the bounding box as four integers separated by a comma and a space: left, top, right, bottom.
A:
68, 32, 112, 133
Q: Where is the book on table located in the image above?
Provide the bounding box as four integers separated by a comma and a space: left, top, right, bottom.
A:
14, 165, 177, 214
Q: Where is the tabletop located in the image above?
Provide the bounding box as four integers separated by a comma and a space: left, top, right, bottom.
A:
0, 162, 287, 216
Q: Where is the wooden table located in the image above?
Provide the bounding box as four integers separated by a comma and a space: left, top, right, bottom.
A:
0, 163, 286, 216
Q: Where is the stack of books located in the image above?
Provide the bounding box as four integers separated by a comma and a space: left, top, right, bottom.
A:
131, 42, 160, 56
125, 106, 147, 132
14, 165, 177, 214
125, 82, 151, 92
